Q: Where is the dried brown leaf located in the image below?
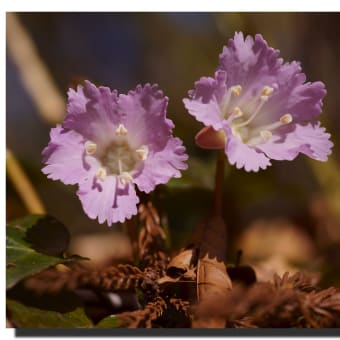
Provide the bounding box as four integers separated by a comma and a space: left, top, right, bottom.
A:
166, 245, 198, 279
193, 216, 232, 328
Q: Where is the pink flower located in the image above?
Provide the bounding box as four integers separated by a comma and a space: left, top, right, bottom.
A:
42, 81, 188, 225
184, 32, 333, 172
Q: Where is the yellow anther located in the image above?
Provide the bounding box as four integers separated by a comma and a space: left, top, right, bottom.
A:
85, 141, 97, 155
135, 146, 149, 161
233, 107, 243, 118
119, 172, 133, 185
96, 167, 107, 181
280, 113, 293, 124
231, 85, 242, 96
260, 130, 273, 141
115, 123, 128, 136
261, 86, 274, 96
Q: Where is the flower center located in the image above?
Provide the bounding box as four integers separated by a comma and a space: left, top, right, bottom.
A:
221, 85, 293, 146
84, 123, 149, 184
102, 140, 137, 175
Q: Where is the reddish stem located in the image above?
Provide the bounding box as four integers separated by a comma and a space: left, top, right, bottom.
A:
213, 149, 225, 217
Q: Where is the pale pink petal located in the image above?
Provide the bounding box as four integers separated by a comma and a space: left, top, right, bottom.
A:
224, 124, 271, 172
77, 175, 139, 226
64, 80, 120, 144
257, 122, 333, 162
42, 125, 92, 185
133, 137, 188, 193
183, 72, 227, 131
118, 83, 174, 149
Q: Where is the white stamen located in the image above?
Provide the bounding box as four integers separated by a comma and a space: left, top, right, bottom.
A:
135, 145, 149, 161
119, 172, 133, 185
234, 96, 267, 128
252, 113, 294, 136
231, 85, 242, 96
280, 113, 293, 124
85, 141, 97, 155
260, 130, 272, 141
261, 86, 274, 96
115, 123, 128, 136
96, 167, 107, 181
220, 85, 242, 117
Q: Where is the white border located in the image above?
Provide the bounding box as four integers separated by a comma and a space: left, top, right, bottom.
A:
2, 2, 338, 340
2, 0, 340, 12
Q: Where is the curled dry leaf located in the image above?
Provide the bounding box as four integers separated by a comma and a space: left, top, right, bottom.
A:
157, 245, 198, 287
166, 244, 198, 279
192, 216, 232, 328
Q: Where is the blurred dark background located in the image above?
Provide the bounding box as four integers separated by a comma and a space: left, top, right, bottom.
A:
6, 13, 340, 285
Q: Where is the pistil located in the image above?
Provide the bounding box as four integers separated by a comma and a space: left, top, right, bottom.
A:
233, 99, 265, 129
233, 86, 273, 129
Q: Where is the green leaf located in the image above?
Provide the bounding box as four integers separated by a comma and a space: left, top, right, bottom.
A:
95, 315, 122, 328
166, 156, 218, 191
6, 299, 93, 328
6, 214, 87, 289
